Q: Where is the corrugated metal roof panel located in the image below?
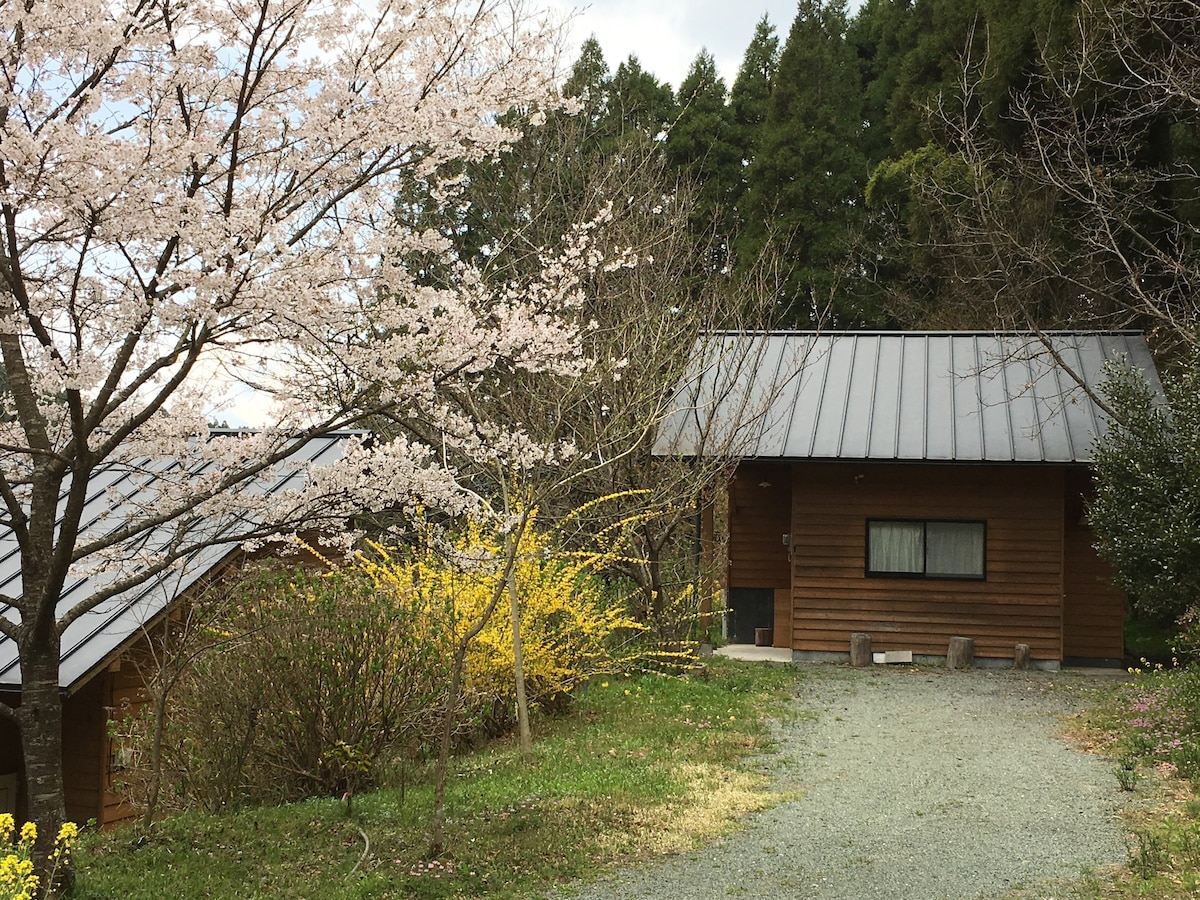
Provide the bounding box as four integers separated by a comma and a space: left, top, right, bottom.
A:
840, 333, 879, 458
810, 333, 855, 457
752, 336, 800, 457
0, 431, 362, 692
924, 336, 955, 460
866, 336, 902, 458
651, 331, 1162, 463
896, 337, 928, 458
779, 339, 822, 457
949, 335, 984, 460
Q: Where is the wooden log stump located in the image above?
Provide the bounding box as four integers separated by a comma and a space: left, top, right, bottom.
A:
1014, 643, 1031, 670
754, 627, 773, 647
947, 636, 975, 669
850, 632, 872, 667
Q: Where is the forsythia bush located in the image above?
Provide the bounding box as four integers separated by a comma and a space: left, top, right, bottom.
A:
0, 816, 77, 900
359, 509, 645, 732
130, 506, 645, 809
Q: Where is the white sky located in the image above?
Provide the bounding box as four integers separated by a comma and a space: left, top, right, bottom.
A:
550, 1, 864, 90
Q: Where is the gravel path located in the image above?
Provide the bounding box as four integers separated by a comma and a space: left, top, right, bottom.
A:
556, 665, 1131, 900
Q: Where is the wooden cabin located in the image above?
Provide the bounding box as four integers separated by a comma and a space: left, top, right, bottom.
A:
655, 332, 1161, 668
0, 432, 358, 827
0, 643, 166, 828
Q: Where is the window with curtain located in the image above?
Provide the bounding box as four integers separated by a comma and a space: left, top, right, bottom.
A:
866, 520, 985, 580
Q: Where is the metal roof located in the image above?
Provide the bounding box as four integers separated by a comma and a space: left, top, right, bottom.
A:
0, 431, 361, 693
652, 332, 1161, 463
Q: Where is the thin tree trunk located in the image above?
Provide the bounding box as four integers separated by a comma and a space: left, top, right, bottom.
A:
141, 681, 169, 829
140, 615, 176, 829
429, 513, 529, 856
642, 523, 666, 630
430, 638, 468, 857
506, 542, 532, 760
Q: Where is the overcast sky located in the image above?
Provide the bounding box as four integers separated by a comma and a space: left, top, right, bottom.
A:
549, 1, 863, 91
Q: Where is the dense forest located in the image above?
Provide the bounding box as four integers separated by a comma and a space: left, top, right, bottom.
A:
393, 0, 1200, 626
474, 0, 1200, 354
537, 0, 1200, 625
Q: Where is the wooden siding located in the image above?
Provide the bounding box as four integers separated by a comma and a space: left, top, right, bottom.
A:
728, 462, 791, 590
102, 661, 151, 827
62, 677, 107, 826
0, 653, 153, 829
1062, 470, 1125, 661
789, 462, 1066, 661
772, 588, 791, 649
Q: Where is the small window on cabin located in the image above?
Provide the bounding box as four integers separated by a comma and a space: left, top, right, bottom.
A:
866, 520, 985, 580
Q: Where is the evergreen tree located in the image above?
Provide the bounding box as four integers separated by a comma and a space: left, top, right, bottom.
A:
738, 0, 869, 326
564, 36, 611, 110
563, 35, 612, 145
728, 16, 780, 210
665, 50, 740, 247
1090, 356, 1200, 625
603, 55, 677, 146
854, 0, 1085, 330
848, 0, 920, 166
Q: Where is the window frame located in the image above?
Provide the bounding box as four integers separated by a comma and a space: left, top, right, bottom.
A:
864, 518, 987, 581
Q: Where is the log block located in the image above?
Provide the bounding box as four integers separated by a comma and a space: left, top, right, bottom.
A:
754, 627, 773, 647
947, 636, 975, 669
850, 632, 872, 667
1014, 643, 1031, 670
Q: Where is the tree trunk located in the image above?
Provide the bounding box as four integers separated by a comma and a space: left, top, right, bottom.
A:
507, 556, 533, 761
698, 494, 715, 639
141, 678, 170, 829
429, 514, 528, 856
430, 639, 466, 857
17, 631, 69, 885
642, 525, 666, 629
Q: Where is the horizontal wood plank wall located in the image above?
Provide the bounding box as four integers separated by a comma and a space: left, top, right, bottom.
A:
102, 661, 152, 827
773, 588, 791, 649
1062, 469, 1125, 661
728, 462, 791, 590
790, 462, 1065, 661
62, 677, 107, 827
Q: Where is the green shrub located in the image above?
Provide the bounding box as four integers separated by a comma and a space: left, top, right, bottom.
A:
1090, 356, 1200, 624
124, 509, 649, 812
148, 567, 455, 811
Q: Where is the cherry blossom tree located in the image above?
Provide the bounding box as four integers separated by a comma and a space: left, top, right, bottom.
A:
0, 0, 610, 860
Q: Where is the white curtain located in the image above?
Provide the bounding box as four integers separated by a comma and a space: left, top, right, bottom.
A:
868, 522, 923, 573
925, 522, 984, 577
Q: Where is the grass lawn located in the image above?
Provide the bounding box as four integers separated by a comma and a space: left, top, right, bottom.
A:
1049, 669, 1200, 899
74, 658, 804, 899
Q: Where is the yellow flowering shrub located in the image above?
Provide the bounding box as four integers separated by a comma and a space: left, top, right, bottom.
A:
359, 508, 646, 732
131, 502, 649, 808
0, 815, 77, 900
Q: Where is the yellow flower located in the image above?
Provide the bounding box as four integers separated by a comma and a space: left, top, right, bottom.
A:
601, 682, 609, 689
18, 823, 35, 844
0, 815, 13, 843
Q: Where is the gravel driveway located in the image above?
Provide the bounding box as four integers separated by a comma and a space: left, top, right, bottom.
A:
557, 664, 1131, 900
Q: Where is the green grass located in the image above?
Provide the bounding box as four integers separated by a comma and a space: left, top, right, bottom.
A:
74, 659, 803, 899
1047, 668, 1200, 899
